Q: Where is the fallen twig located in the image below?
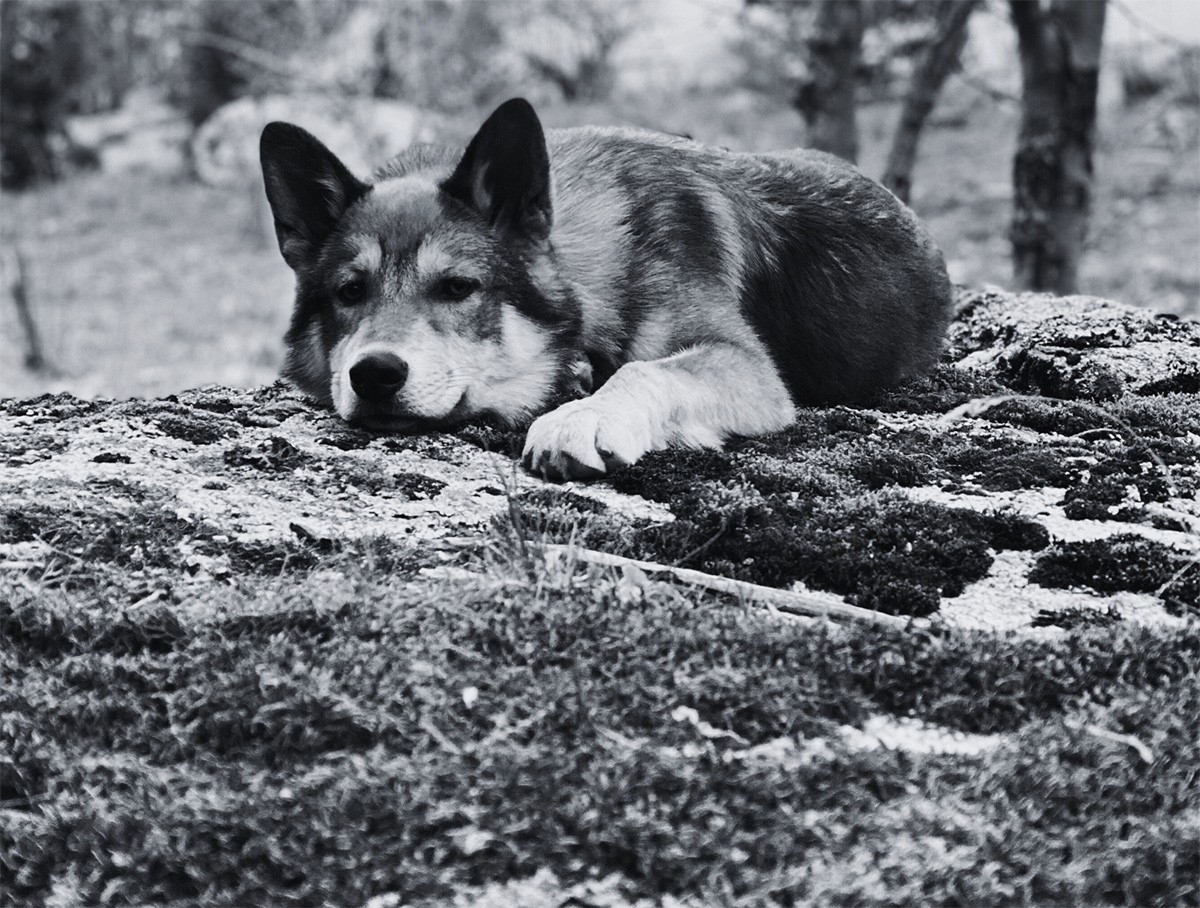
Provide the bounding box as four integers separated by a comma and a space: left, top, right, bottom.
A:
539, 543, 909, 628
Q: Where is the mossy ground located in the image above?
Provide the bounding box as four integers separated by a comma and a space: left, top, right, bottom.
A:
502, 367, 1196, 620
2, 369, 1197, 906
3, 555, 1198, 907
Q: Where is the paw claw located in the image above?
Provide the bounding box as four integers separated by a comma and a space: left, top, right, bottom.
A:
522, 399, 652, 482
597, 446, 629, 473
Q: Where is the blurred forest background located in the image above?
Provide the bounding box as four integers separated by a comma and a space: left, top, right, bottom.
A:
1, 0, 1198, 400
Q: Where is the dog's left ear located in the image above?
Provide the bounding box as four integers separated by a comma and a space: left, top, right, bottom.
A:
443, 98, 552, 244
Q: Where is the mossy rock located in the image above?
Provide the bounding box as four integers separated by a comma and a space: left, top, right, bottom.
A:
1, 288, 1196, 628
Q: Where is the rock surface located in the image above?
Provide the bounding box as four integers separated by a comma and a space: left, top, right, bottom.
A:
2, 288, 1197, 632
948, 288, 1200, 399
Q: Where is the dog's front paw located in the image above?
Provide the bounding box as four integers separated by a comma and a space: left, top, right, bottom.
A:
522, 399, 655, 481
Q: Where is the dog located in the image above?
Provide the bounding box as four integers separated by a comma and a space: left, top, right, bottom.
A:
260, 98, 952, 481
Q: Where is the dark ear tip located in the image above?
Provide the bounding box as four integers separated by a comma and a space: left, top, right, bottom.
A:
261, 121, 293, 143
260, 121, 318, 156
493, 98, 541, 127
497, 97, 535, 114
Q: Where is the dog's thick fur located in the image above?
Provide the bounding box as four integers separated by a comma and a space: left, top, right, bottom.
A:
261, 98, 952, 480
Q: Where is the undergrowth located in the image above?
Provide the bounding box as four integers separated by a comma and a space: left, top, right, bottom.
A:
3, 552, 1198, 906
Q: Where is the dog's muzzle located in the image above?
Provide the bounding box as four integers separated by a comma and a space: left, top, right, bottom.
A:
349, 352, 408, 403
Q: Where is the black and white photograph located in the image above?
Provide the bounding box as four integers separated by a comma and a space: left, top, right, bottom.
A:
2, 0, 1198, 904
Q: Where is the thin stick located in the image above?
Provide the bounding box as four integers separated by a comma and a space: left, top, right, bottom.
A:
540, 543, 909, 628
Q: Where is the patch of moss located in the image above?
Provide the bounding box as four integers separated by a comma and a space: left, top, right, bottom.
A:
850, 450, 931, 489
4, 554, 1199, 907
733, 456, 854, 499
566, 419, 1063, 616
223, 437, 314, 473
500, 488, 633, 555
1163, 569, 1200, 619
5, 493, 423, 596
1138, 372, 1200, 395
222, 534, 422, 578
610, 448, 737, 502
0, 432, 68, 465
614, 409, 1101, 511
84, 477, 150, 500
393, 473, 446, 500
942, 438, 1085, 491
1061, 475, 1146, 522
870, 365, 1007, 415
608, 413, 877, 500
179, 395, 239, 415
112, 399, 190, 421
0, 502, 205, 579
619, 490, 1041, 616
1031, 605, 1123, 630
169, 660, 378, 768
1029, 534, 1182, 594
314, 459, 446, 498
1114, 393, 1200, 438
154, 413, 239, 445
961, 510, 1051, 551
0, 392, 102, 420
1061, 445, 1178, 523
1, 598, 78, 657
998, 347, 1126, 401
1, 508, 42, 544
983, 398, 1107, 436
455, 423, 531, 458
91, 607, 191, 656
738, 408, 879, 454
514, 488, 608, 516
223, 537, 328, 574
317, 429, 375, 450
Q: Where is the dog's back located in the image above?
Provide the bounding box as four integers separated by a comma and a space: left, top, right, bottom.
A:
536, 127, 952, 403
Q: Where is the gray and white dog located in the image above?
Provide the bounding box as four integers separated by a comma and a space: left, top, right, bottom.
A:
260, 98, 952, 480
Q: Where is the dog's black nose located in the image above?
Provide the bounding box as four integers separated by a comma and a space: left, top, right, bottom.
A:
349, 353, 408, 403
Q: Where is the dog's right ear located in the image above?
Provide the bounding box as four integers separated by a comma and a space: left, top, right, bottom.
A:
260, 122, 367, 270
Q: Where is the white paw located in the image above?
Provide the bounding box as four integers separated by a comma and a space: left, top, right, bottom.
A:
522, 399, 655, 481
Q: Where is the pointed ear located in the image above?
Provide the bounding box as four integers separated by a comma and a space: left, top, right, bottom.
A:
260, 122, 367, 270
442, 98, 552, 244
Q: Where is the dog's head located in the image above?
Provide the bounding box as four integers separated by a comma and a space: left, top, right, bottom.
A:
260, 99, 581, 430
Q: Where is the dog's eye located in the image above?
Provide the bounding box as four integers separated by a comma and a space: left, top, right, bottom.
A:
337, 279, 366, 304
436, 277, 478, 301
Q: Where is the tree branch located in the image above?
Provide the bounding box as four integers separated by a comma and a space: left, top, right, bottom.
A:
883, 0, 980, 202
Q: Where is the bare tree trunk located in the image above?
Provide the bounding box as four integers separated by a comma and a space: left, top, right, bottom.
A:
1010, 0, 1107, 294
882, 0, 979, 204
794, 0, 865, 163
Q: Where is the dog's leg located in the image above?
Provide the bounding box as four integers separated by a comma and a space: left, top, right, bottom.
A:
522, 343, 795, 481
